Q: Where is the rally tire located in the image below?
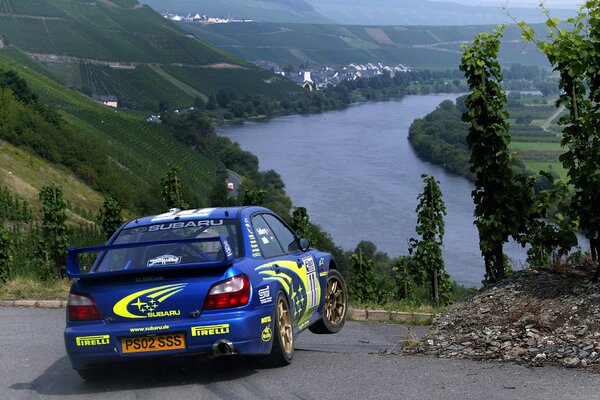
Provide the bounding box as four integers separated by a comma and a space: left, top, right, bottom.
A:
265, 291, 294, 367
309, 269, 347, 334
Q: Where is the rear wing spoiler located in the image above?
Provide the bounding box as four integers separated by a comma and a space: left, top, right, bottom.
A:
67, 235, 235, 279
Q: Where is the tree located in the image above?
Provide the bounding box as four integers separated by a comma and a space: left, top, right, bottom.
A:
241, 187, 266, 207
0, 70, 38, 105
392, 256, 414, 300
349, 248, 378, 303
161, 165, 187, 210
409, 174, 452, 305
38, 183, 69, 279
536, 2, 600, 279
520, 172, 578, 266
209, 179, 230, 207
460, 26, 528, 284
290, 206, 311, 239
0, 226, 12, 282
97, 196, 123, 240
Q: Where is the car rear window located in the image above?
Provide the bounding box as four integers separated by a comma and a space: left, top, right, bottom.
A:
94, 219, 240, 272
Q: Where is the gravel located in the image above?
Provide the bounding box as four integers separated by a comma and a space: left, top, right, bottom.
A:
404, 267, 600, 372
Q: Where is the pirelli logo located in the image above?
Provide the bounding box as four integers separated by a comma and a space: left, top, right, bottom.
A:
76, 335, 110, 346
191, 324, 230, 337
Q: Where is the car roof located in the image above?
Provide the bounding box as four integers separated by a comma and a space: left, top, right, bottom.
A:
121, 206, 271, 229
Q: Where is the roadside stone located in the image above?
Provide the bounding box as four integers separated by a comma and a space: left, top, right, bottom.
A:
348, 308, 367, 321
564, 357, 580, 368
0, 300, 15, 307
367, 310, 390, 322
37, 300, 62, 309
14, 300, 37, 308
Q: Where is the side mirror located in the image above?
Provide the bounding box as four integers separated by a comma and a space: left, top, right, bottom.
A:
299, 237, 310, 252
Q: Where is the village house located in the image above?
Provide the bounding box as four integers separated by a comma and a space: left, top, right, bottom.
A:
92, 95, 118, 108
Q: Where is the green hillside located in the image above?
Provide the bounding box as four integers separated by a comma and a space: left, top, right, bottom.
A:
0, 0, 299, 111
0, 139, 104, 223
0, 46, 220, 210
304, 0, 575, 26
0, 0, 243, 64
180, 22, 550, 69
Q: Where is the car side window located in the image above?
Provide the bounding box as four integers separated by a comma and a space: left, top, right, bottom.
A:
251, 215, 285, 258
262, 214, 299, 253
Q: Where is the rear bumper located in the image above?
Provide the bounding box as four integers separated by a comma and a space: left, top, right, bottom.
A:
65, 307, 274, 369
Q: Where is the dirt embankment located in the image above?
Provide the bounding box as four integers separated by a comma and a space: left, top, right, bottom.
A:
405, 267, 600, 372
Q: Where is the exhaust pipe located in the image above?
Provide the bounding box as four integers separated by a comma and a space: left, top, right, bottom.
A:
213, 339, 235, 356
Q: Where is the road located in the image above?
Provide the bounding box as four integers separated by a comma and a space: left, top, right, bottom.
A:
1, 307, 600, 399
542, 105, 565, 132
227, 169, 242, 198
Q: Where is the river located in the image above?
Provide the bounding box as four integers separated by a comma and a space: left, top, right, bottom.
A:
218, 94, 529, 287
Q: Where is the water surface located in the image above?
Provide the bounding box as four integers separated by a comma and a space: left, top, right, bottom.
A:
219, 95, 528, 287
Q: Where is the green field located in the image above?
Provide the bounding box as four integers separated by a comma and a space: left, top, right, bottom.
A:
510, 142, 563, 152
524, 161, 567, 180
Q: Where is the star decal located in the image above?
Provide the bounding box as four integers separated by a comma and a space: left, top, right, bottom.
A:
132, 298, 147, 311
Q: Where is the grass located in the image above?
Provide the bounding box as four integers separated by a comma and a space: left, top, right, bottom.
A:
150, 65, 206, 100
0, 139, 103, 219
524, 161, 568, 180
0, 277, 70, 301
510, 141, 563, 152
348, 281, 477, 325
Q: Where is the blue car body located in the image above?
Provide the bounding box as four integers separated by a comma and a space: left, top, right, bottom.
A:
64, 207, 342, 371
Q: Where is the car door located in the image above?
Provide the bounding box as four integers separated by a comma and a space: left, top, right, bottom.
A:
252, 213, 321, 325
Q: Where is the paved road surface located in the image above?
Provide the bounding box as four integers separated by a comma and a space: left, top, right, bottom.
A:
1, 307, 599, 399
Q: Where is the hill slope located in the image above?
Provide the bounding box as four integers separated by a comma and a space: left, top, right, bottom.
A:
0, 0, 299, 110
0, 139, 103, 222
0, 46, 220, 210
141, 0, 332, 24
181, 22, 549, 69
304, 0, 575, 26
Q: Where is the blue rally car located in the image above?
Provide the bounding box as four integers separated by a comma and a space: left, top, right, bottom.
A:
65, 206, 347, 380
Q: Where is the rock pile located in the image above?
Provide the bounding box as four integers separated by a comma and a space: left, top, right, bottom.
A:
405, 267, 600, 371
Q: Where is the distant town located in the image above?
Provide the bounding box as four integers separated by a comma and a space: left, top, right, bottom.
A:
160, 11, 412, 91
254, 60, 411, 91
161, 12, 252, 24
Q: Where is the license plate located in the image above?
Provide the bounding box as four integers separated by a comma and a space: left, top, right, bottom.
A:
121, 333, 185, 354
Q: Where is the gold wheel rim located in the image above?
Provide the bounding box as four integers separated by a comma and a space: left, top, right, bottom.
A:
277, 296, 293, 356
324, 276, 346, 326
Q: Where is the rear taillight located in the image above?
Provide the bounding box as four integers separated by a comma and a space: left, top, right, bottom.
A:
67, 292, 102, 321
203, 274, 250, 310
